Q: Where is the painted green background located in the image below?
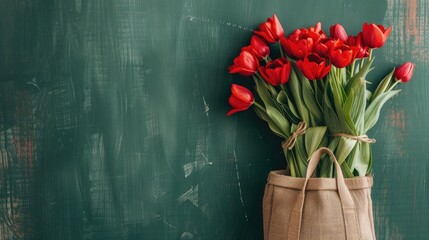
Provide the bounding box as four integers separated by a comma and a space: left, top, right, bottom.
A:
0, 0, 427, 239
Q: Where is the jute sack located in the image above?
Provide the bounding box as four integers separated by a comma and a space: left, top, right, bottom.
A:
263, 147, 375, 240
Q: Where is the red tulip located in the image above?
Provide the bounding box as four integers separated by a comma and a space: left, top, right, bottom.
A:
362, 23, 392, 48
254, 15, 284, 43
330, 24, 348, 42
313, 38, 336, 59
280, 36, 313, 60
281, 22, 326, 60
329, 44, 359, 68
247, 35, 270, 60
308, 22, 326, 36
259, 58, 291, 86
347, 33, 369, 58
227, 84, 254, 116
394, 62, 415, 83
228, 49, 260, 77
296, 53, 331, 80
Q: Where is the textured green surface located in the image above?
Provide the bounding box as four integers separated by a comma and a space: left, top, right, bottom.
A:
0, 0, 427, 239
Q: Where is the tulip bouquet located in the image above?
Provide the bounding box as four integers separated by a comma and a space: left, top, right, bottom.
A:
227, 15, 414, 178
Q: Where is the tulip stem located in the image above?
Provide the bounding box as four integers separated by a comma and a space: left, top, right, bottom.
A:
263, 57, 270, 64
253, 101, 265, 112
350, 60, 356, 77
278, 41, 284, 58
255, 72, 263, 81
388, 80, 400, 91
312, 80, 318, 94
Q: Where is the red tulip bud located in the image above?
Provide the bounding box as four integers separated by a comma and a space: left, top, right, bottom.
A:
249, 35, 270, 60
394, 62, 415, 83
227, 84, 254, 116
259, 58, 291, 86
228, 49, 260, 77
362, 23, 392, 48
254, 15, 284, 43
330, 24, 348, 42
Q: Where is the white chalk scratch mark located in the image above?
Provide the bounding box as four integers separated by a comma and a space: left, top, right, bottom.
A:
180, 15, 251, 31
177, 185, 199, 207
203, 96, 209, 117
183, 156, 212, 178
233, 150, 248, 222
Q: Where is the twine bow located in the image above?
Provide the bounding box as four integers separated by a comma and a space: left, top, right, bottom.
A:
282, 122, 307, 150
332, 133, 376, 143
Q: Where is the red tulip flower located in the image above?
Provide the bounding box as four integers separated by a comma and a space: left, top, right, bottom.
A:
247, 35, 270, 60
362, 23, 392, 48
313, 38, 336, 59
296, 53, 331, 80
228, 49, 260, 77
347, 33, 369, 58
329, 44, 359, 68
330, 24, 348, 42
281, 22, 326, 60
394, 62, 415, 83
307, 22, 326, 36
227, 84, 254, 116
254, 15, 284, 43
259, 58, 291, 86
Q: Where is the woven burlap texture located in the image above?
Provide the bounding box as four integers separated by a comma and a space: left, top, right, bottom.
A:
263, 147, 376, 240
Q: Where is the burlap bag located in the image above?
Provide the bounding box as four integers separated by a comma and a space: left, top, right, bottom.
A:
263, 147, 375, 240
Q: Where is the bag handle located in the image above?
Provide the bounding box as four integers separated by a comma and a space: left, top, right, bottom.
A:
287, 147, 361, 240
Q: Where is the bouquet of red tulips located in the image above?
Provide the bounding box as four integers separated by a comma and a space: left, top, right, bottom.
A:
227, 15, 414, 178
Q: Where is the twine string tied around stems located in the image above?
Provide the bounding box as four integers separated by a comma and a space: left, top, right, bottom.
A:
282, 122, 307, 150
332, 133, 376, 143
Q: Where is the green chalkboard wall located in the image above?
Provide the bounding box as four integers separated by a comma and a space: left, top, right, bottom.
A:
0, 0, 427, 239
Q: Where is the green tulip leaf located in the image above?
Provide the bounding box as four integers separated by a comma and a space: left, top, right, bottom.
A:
371, 69, 394, 102
346, 58, 374, 94
301, 77, 323, 123
340, 162, 355, 178
330, 78, 355, 133
277, 90, 301, 124
266, 105, 290, 137
254, 107, 287, 138
285, 149, 304, 177
343, 93, 356, 133
350, 78, 366, 134
319, 137, 340, 178
254, 76, 278, 110
304, 126, 327, 157
323, 84, 341, 133
286, 91, 301, 121
348, 142, 371, 176
267, 82, 279, 98
364, 90, 401, 132
365, 142, 373, 175
289, 66, 311, 124
366, 90, 373, 102
276, 90, 288, 104
334, 136, 357, 165
294, 132, 308, 168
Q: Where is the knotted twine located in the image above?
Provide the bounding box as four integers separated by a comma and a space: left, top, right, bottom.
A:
332, 133, 376, 143
282, 122, 307, 150
281, 122, 376, 150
